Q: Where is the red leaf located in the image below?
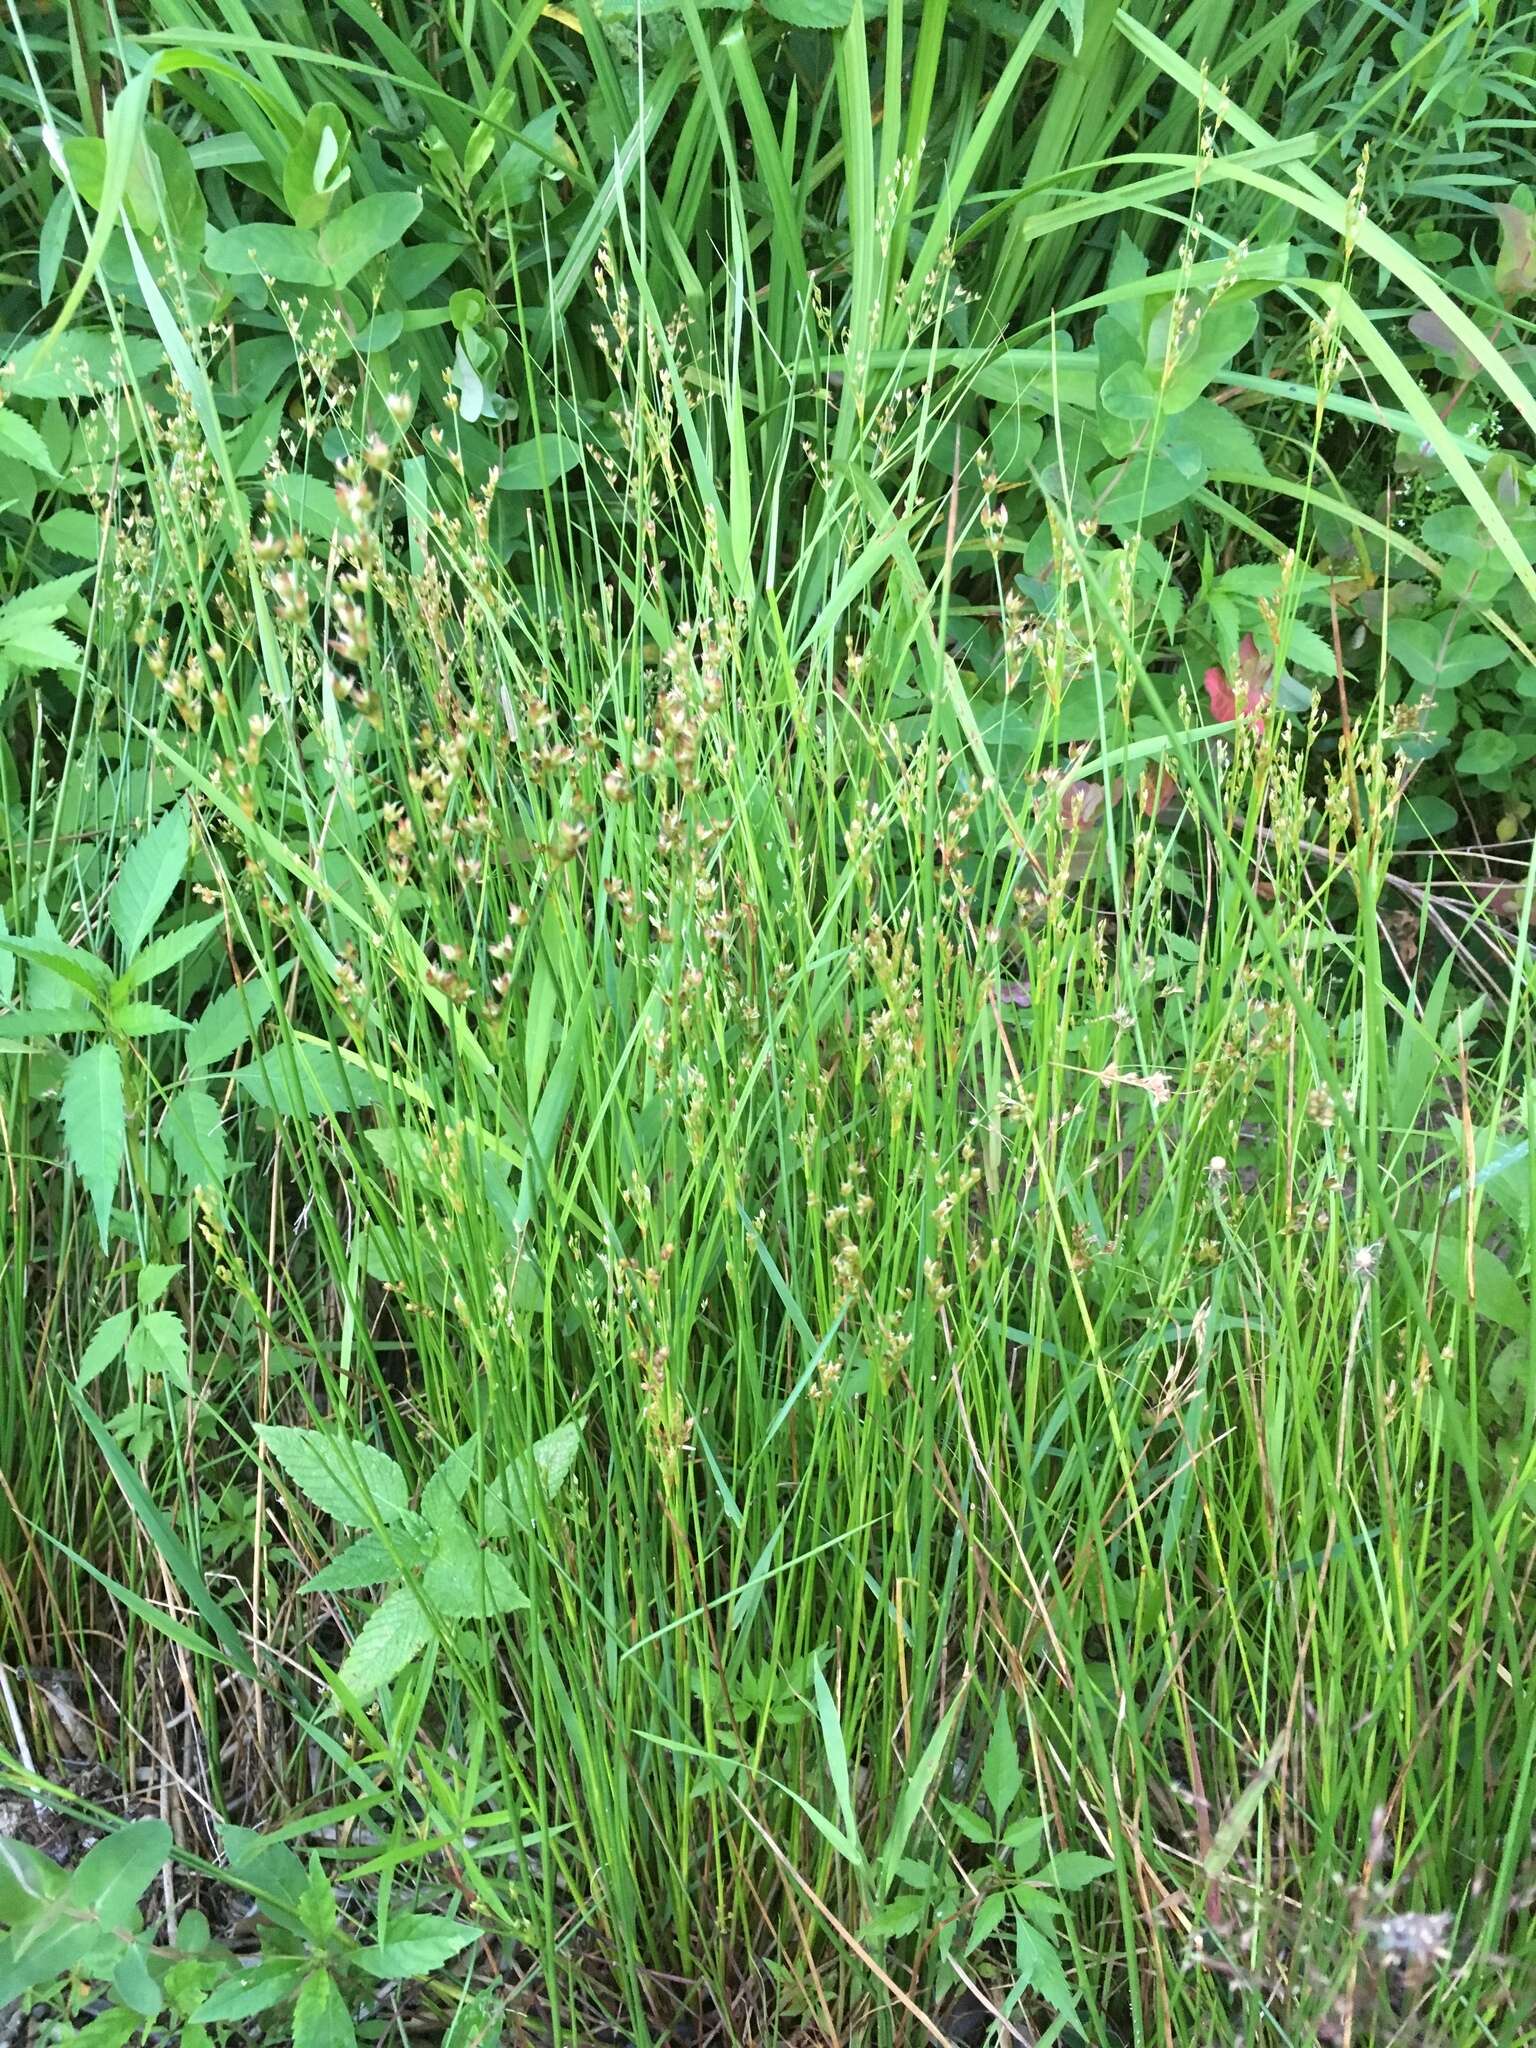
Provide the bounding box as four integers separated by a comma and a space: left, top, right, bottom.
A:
1204, 633, 1271, 731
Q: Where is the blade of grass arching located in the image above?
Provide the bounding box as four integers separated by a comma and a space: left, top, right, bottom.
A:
888, 0, 951, 271
1115, 12, 1536, 448
539, 38, 692, 351
900, 3, 1061, 337
1052, 526, 1525, 1691
829, 1, 878, 469
62, 1387, 258, 1678
982, 0, 1131, 332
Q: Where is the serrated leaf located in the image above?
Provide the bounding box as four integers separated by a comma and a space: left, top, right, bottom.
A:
353, 1913, 478, 1979
421, 1516, 527, 1619
39, 508, 104, 559
78, 1311, 133, 1386
161, 1086, 230, 1194
192, 1959, 307, 2024
185, 976, 274, 1067
483, 1417, 583, 1535
301, 1530, 419, 1592
0, 411, 58, 475
110, 799, 190, 960
941, 1796, 994, 1845
292, 1967, 356, 2048
982, 1709, 1022, 1824
237, 1041, 377, 1117
1, 930, 112, 997
137, 1262, 179, 1308
760, 0, 852, 22
421, 1433, 481, 1526
1011, 1915, 1079, 2021
858, 1895, 928, 1942
112, 1000, 186, 1036
63, 1042, 125, 1248
0, 1006, 92, 1041
336, 1585, 433, 1694
126, 1310, 190, 1390
1039, 1850, 1114, 1890
259, 1425, 410, 1526
964, 1887, 1009, 1955
221, 1825, 307, 1905
2, 618, 82, 673
121, 911, 222, 990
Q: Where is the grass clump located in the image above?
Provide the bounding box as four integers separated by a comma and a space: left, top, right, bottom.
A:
0, 3, 1533, 2044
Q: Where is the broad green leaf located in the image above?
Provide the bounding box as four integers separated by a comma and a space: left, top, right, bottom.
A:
353, 1913, 477, 1979
1039, 1850, 1114, 1890
205, 222, 330, 284
299, 1855, 337, 1944
0, 619, 79, 672
496, 434, 582, 492
283, 102, 353, 231
39, 508, 104, 558
121, 911, 222, 990
259, 1425, 410, 1526
63, 1042, 125, 1247
1091, 452, 1202, 528
0, 1010, 80, 1043
760, 0, 853, 24
0, 904, 10, 1007
66, 1819, 172, 1928
126, 1310, 190, 1390
1389, 615, 1506, 693
137, 1262, 179, 1308
0, 1837, 67, 1918
192, 1959, 307, 2024
1011, 1914, 1079, 2021
480, 108, 564, 210
964, 1888, 1008, 1955
0, 411, 58, 475
1408, 1231, 1528, 1331
421, 1433, 481, 1526
1160, 397, 1270, 482
302, 1530, 423, 1592
237, 1041, 377, 1118
941, 1797, 993, 1845
483, 1418, 583, 1535
0, 931, 112, 998
422, 1516, 527, 1618
111, 1937, 163, 2018
111, 799, 190, 960
185, 976, 274, 1068
981, 1709, 1022, 1824
336, 1585, 433, 1694
858, 1895, 928, 1942
220, 1825, 307, 1906
79, 1309, 135, 1388
111, 1001, 186, 1037
161, 1086, 230, 1194
292, 1968, 356, 2048
1458, 728, 1518, 781
317, 191, 423, 287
